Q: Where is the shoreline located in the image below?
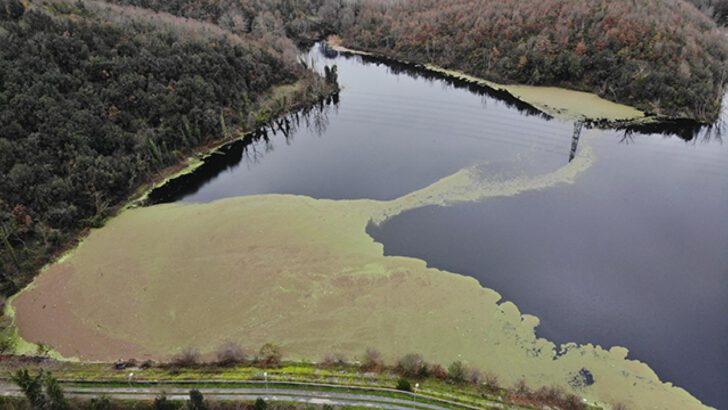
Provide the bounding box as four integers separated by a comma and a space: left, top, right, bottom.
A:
1, 78, 339, 360
326, 37, 707, 130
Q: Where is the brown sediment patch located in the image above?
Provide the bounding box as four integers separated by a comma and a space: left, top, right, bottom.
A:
12, 263, 148, 360
11, 139, 707, 409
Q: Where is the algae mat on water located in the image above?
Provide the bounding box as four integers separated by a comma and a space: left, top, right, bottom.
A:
326, 38, 644, 123
11, 142, 706, 409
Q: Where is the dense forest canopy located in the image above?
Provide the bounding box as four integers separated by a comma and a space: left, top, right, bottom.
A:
105, 0, 351, 41
339, 0, 728, 122
0, 0, 335, 290
689, 0, 728, 25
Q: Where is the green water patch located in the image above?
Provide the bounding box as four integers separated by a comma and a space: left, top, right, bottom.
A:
327, 38, 645, 124
8, 134, 709, 409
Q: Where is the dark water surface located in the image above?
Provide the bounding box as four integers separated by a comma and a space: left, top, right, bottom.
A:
150, 44, 728, 408
149, 44, 572, 203
369, 131, 728, 408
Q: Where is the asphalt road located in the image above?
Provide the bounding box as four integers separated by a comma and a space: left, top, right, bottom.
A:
0, 382, 500, 410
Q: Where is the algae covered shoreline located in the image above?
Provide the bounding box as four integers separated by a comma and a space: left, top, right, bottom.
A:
326, 37, 643, 124
7, 136, 711, 409
326, 37, 718, 131
3, 40, 716, 410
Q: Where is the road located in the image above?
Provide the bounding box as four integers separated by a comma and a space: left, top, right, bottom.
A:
0, 381, 501, 410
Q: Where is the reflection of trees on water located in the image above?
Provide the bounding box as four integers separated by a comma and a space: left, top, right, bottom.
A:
322, 44, 550, 120
145, 96, 337, 204
616, 117, 724, 144
322, 42, 726, 148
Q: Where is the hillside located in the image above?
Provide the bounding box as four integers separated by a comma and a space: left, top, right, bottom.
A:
104, 0, 345, 41
0, 0, 335, 291
339, 0, 728, 122
689, 0, 728, 25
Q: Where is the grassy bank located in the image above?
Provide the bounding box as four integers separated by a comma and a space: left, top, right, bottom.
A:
0, 355, 604, 410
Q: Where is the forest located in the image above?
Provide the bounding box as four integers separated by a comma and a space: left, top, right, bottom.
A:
689, 0, 728, 24
2, 0, 728, 295
339, 0, 728, 122
0, 0, 336, 292
104, 0, 349, 42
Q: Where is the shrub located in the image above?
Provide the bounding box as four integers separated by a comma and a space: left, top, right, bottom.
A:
258, 343, 282, 367
361, 348, 383, 372
11, 369, 46, 409
483, 372, 500, 392
11, 370, 69, 410
154, 394, 178, 410
215, 342, 246, 367
395, 378, 412, 392
172, 348, 200, 367
447, 361, 467, 383
468, 368, 482, 384
85, 396, 111, 410
253, 398, 267, 410
0, 337, 16, 355
44, 372, 69, 410
430, 364, 448, 380
321, 352, 347, 367
512, 378, 530, 397
187, 389, 207, 410
397, 353, 426, 378
35, 343, 50, 358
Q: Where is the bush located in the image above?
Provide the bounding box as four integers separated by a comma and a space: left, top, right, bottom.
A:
430, 364, 448, 380
172, 348, 200, 367
0, 337, 16, 355
447, 361, 467, 383
483, 372, 500, 392
84, 396, 111, 410
321, 352, 347, 367
154, 394, 178, 410
468, 368, 482, 384
361, 348, 383, 372
511, 378, 530, 397
11, 369, 46, 409
11, 370, 70, 410
253, 398, 267, 410
35, 343, 50, 358
187, 389, 207, 410
215, 342, 246, 367
397, 353, 426, 378
395, 378, 412, 392
44, 372, 69, 410
258, 343, 282, 367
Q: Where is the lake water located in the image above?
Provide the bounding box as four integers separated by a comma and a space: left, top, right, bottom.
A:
148, 43, 728, 409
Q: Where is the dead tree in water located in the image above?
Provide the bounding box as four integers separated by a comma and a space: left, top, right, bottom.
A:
569, 121, 584, 162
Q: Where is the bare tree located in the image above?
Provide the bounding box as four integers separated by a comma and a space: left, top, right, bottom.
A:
172, 347, 200, 367
215, 342, 247, 367
361, 348, 384, 372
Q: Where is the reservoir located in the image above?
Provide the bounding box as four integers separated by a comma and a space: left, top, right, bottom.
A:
148, 43, 728, 409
